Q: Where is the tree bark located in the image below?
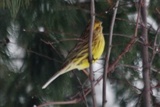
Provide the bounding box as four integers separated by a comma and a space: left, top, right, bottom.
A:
140, 0, 152, 107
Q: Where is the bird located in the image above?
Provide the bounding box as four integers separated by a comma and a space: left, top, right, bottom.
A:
42, 19, 105, 89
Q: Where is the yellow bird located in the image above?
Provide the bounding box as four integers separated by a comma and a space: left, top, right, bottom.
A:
42, 19, 105, 89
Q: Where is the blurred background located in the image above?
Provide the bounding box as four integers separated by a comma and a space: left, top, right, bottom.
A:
0, 0, 160, 107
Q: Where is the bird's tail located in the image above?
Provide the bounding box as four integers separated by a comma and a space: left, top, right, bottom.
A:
42, 69, 65, 89
42, 64, 72, 89
42, 71, 61, 89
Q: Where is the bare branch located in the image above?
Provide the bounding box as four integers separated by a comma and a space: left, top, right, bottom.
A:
89, 0, 97, 106
72, 71, 89, 107
37, 99, 81, 107
140, 0, 152, 106
102, 0, 119, 107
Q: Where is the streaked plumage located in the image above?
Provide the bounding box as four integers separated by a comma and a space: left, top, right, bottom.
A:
42, 19, 105, 89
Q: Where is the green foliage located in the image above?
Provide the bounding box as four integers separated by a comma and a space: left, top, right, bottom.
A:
148, 0, 160, 23
0, 0, 160, 107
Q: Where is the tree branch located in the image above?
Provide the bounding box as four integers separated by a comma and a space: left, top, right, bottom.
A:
102, 0, 119, 107
89, 0, 97, 107
140, 0, 152, 106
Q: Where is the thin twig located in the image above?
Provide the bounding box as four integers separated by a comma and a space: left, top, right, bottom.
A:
73, 71, 89, 107
156, 8, 160, 14
107, 0, 141, 73
108, 36, 137, 73
41, 38, 82, 45
102, 0, 119, 107
37, 99, 81, 107
23, 28, 79, 37
27, 49, 62, 63
118, 64, 142, 70
106, 33, 155, 51
89, 0, 97, 106
150, 25, 160, 64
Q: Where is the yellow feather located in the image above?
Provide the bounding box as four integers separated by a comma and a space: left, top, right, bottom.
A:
42, 19, 105, 89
